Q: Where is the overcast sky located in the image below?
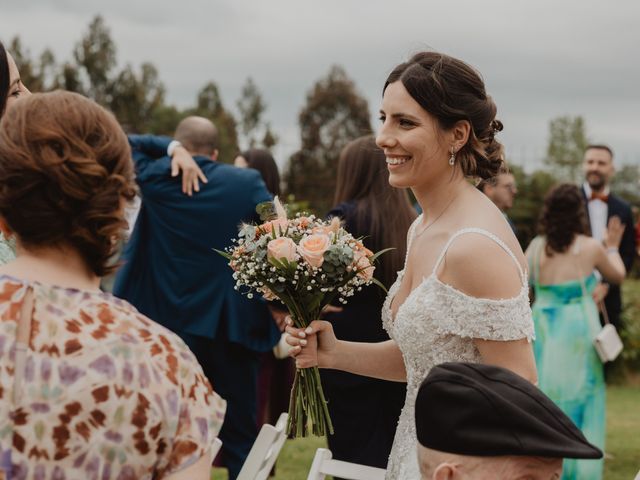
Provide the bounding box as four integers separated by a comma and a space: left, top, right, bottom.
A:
1, 0, 639, 170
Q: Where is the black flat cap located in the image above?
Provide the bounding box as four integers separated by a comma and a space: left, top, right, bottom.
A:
415, 362, 602, 459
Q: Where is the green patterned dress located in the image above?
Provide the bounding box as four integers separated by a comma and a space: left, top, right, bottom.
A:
531, 239, 605, 480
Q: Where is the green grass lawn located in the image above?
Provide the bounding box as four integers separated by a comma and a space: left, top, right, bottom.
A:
212, 385, 639, 479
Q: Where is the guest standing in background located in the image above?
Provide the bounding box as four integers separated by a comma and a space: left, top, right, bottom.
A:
581, 145, 635, 331
234, 149, 292, 444
0, 41, 30, 265
526, 184, 625, 480
477, 171, 518, 234
321, 135, 414, 469
0, 91, 225, 479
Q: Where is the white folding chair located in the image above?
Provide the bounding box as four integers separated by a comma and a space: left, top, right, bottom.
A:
211, 437, 223, 461
306, 448, 386, 480
237, 412, 289, 480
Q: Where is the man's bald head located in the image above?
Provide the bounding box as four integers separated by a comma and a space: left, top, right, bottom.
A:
174, 116, 219, 157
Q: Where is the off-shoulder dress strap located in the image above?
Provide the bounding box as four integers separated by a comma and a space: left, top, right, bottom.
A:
432, 227, 526, 285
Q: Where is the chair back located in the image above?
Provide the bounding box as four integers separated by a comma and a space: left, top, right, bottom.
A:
237, 412, 289, 480
306, 448, 386, 480
211, 437, 223, 461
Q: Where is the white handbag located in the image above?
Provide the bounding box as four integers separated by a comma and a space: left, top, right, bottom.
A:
593, 306, 623, 363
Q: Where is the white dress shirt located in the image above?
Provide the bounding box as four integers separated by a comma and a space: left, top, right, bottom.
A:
583, 182, 609, 243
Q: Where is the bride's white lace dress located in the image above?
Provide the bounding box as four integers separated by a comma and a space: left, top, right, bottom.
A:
382, 222, 535, 479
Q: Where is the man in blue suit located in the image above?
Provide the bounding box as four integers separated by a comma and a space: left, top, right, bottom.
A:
114, 116, 280, 479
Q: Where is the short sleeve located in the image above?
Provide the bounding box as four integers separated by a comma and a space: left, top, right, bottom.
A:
429, 282, 535, 342
156, 340, 226, 477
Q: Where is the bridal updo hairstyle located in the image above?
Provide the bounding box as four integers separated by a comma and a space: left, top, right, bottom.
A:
384, 52, 505, 180
538, 183, 589, 256
0, 90, 136, 276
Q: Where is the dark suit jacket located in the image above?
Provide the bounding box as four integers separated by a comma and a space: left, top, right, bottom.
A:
114, 135, 280, 352
582, 187, 636, 326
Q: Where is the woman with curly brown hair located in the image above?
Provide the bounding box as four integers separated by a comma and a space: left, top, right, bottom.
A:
286, 51, 537, 478
0, 91, 226, 479
525, 183, 625, 480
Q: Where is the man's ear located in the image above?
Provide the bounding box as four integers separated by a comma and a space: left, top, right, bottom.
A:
433, 463, 458, 480
211, 149, 219, 161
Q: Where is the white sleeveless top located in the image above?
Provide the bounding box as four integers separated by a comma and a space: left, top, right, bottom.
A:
382, 217, 535, 479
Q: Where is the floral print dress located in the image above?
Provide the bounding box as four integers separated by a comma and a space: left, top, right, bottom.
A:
0, 275, 226, 479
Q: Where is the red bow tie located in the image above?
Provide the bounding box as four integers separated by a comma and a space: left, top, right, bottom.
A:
590, 191, 609, 202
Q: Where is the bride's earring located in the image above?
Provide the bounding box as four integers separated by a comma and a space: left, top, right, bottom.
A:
448, 147, 456, 166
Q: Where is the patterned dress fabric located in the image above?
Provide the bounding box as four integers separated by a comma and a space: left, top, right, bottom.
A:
531, 239, 605, 480
382, 221, 535, 479
0, 275, 226, 479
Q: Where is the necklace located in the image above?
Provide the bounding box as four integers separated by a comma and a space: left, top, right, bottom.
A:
415, 196, 456, 237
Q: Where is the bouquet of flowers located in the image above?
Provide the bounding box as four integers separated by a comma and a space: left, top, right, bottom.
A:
217, 197, 388, 437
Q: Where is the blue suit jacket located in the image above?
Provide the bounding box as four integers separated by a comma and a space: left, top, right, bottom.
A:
114, 135, 280, 352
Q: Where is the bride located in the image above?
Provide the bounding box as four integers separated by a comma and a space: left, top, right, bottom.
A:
286, 51, 537, 479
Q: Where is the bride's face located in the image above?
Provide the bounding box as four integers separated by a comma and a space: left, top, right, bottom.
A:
376, 81, 450, 190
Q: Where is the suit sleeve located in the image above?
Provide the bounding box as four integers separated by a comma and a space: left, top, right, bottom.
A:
619, 203, 636, 273
128, 135, 172, 165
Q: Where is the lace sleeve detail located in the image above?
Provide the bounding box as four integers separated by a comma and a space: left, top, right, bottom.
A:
427, 280, 535, 342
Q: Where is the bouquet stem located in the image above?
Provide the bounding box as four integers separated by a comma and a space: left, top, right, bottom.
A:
285, 308, 334, 438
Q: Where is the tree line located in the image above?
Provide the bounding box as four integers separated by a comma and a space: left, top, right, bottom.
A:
6, 15, 639, 250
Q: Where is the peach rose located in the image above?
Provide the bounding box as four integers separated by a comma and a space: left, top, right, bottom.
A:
261, 218, 289, 237
260, 286, 278, 301
267, 237, 298, 263
297, 234, 331, 268
354, 249, 375, 282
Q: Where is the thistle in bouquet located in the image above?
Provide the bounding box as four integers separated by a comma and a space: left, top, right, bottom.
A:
216, 197, 390, 438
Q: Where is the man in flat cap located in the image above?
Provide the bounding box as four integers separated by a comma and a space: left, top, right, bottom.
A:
415, 363, 603, 480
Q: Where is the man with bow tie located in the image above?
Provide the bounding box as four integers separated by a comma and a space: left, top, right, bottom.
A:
581, 144, 636, 334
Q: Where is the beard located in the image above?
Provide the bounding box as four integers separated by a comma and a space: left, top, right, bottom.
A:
586, 172, 606, 191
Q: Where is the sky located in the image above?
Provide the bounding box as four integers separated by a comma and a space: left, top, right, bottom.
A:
1, 0, 639, 171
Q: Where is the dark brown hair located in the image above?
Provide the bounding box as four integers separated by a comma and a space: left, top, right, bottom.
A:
538, 183, 588, 256
0, 41, 9, 118
334, 135, 417, 287
0, 91, 136, 276
384, 51, 505, 180
240, 148, 281, 196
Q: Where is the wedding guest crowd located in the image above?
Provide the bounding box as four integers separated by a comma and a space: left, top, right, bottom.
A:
0, 37, 636, 480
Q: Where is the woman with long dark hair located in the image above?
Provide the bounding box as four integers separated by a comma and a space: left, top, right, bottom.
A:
321, 135, 415, 469
526, 183, 625, 480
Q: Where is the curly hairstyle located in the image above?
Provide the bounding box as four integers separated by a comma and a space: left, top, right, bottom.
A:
0, 90, 136, 276
538, 183, 589, 256
384, 51, 505, 180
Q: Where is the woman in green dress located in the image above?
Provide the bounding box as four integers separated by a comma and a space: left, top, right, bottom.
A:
526, 183, 626, 480
0, 41, 31, 264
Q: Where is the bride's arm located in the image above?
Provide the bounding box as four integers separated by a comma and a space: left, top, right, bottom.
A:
286, 319, 407, 382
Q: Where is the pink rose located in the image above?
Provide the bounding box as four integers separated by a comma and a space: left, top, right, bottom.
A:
267, 237, 298, 263
354, 249, 375, 282
297, 234, 331, 268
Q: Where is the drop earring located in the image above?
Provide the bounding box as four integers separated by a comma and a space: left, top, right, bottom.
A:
449, 147, 456, 166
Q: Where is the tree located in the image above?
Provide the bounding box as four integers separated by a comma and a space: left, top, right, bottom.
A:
108, 63, 165, 133
544, 115, 589, 182
284, 65, 372, 214
73, 15, 116, 105
190, 81, 239, 163
611, 164, 640, 207
237, 77, 266, 149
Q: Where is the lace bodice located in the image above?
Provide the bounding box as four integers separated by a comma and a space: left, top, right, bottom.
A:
381, 219, 535, 479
